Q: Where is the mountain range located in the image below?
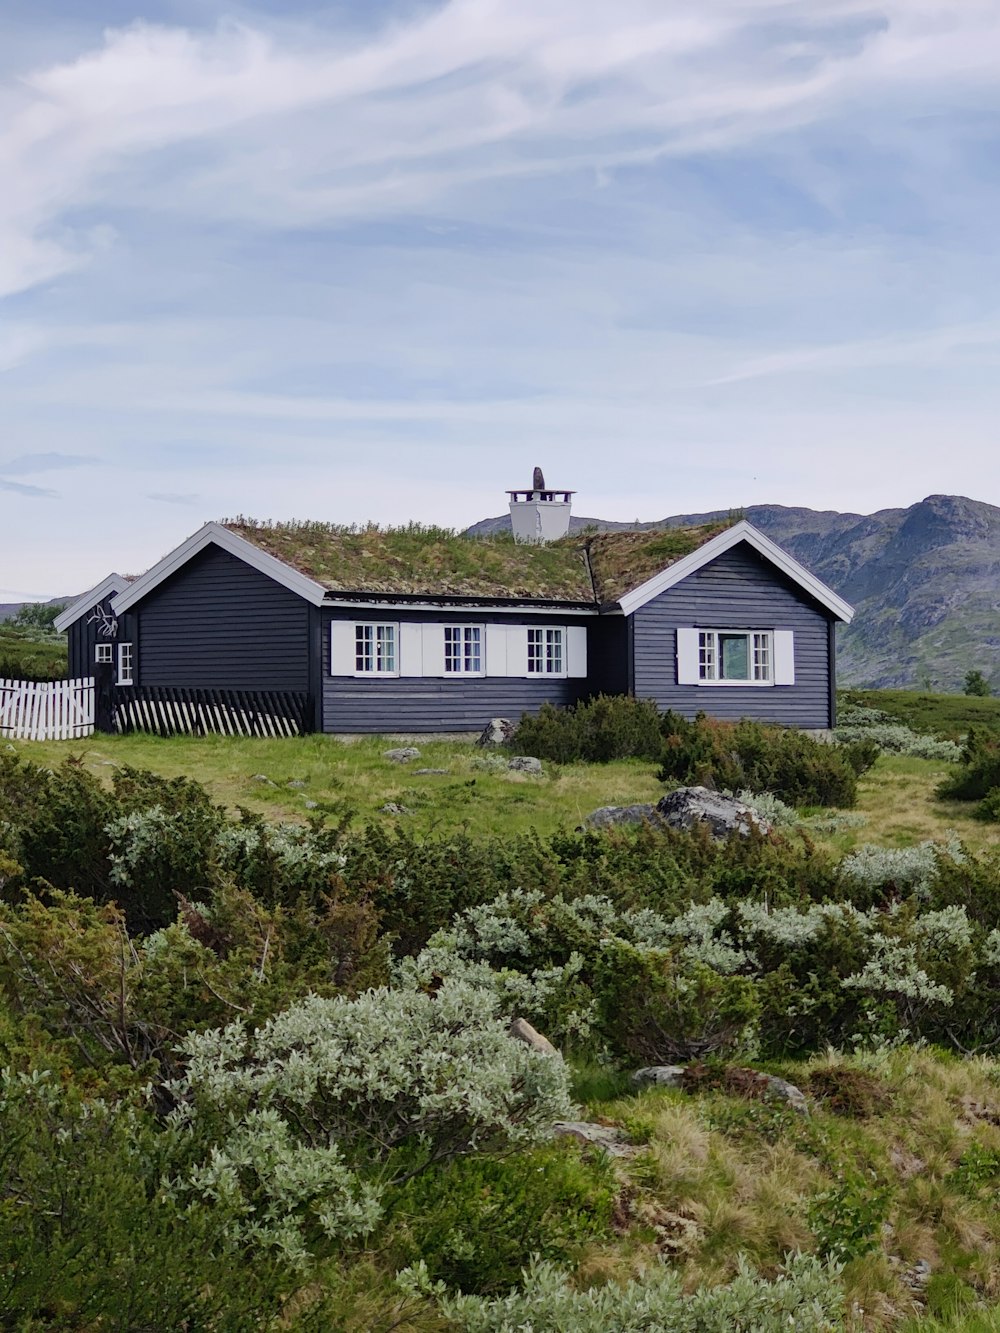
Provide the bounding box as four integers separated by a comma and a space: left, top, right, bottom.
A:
468, 494, 1000, 691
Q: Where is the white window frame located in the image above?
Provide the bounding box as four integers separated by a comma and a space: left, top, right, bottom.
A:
95, 643, 113, 664
117, 641, 134, 685
697, 630, 773, 687
527, 626, 566, 677
443, 624, 484, 677
354, 622, 398, 676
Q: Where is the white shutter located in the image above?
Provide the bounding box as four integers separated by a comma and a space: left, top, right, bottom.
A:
330, 621, 355, 676
676, 628, 700, 685
421, 623, 446, 677
773, 630, 795, 685
399, 623, 423, 676
507, 626, 529, 677
485, 625, 508, 677
566, 625, 588, 678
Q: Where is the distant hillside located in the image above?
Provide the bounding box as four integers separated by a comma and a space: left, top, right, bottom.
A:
0, 596, 74, 623
468, 495, 1000, 691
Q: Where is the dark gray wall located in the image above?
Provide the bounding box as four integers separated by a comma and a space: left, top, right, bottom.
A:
67, 597, 136, 680
322, 608, 589, 732
630, 544, 836, 728
134, 545, 310, 691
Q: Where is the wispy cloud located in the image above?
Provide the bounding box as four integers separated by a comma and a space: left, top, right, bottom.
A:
0, 451, 98, 475
3, 2, 1000, 591
146, 491, 198, 505
0, 477, 57, 497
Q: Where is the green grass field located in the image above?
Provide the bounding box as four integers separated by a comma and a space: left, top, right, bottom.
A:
11, 730, 1000, 853
0, 626, 67, 681
841, 688, 1000, 738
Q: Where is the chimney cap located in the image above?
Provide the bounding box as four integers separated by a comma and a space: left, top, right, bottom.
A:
507, 488, 574, 502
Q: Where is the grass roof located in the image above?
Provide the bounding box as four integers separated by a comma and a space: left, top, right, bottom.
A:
222, 517, 733, 604
582, 522, 734, 604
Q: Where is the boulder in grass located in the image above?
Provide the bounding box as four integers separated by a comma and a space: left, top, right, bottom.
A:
507, 755, 542, 774
383, 747, 420, 763
477, 717, 515, 747
584, 804, 659, 830
655, 786, 771, 839
552, 1121, 638, 1158
631, 1065, 687, 1091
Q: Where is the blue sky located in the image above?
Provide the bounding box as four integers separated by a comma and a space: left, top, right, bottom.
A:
3, 0, 1000, 597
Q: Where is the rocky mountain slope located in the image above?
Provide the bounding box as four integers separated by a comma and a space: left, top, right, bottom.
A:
468, 495, 1000, 690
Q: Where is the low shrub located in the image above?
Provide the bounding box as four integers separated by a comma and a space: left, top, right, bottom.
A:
658, 712, 873, 808
409, 1252, 846, 1332
508, 695, 664, 763
938, 727, 1000, 817
384, 1144, 615, 1295
806, 1065, 895, 1118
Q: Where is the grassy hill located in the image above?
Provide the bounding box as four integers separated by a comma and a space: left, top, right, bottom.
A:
6, 694, 1000, 1328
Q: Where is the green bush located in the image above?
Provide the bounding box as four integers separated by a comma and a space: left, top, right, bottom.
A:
657, 712, 872, 808
385, 1144, 615, 1294
508, 695, 665, 763
937, 727, 1000, 818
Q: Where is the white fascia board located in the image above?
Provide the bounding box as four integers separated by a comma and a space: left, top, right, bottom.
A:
110, 522, 328, 615
616, 521, 855, 624
323, 598, 598, 615
54, 573, 131, 632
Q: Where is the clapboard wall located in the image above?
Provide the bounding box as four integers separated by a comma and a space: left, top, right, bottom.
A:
67, 593, 117, 679
630, 544, 836, 728
133, 545, 310, 692
322, 607, 591, 733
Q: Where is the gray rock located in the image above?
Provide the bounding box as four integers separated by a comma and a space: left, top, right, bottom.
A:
384, 747, 420, 763
584, 804, 659, 830
552, 1121, 638, 1158
380, 802, 413, 816
414, 768, 449, 775
303, 800, 318, 810
655, 786, 771, 839
631, 1065, 808, 1113
286, 779, 307, 789
760, 1074, 808, 1114
477, 717, 515, 747
507, 755, 543, 774
631, 1065, 687, 1091
251, 774, 276, 785
508, 1017, 559, 1057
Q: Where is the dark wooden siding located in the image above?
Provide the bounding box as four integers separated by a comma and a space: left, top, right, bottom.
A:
134, 545, 310, 692
68, 596, 115, 679
322, 608, 589, 733
630, 544, 835, 728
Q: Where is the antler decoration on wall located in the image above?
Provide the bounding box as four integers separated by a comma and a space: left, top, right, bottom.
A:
87, 605, 119, 638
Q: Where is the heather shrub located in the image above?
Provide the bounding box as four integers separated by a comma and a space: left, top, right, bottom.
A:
937, 726, 1000, 804
657, 712, 872, 808
508, 694, 664, 763
593, 940, 760, 1063
385, 1144, 615, 1294
835, 704, 962, 760
0, 1071, 291, 1330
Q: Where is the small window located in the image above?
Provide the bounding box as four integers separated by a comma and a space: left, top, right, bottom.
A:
444, 625, 482, 675
117, 642, 134, 685
527, 627, 565, 675
95, 643, 113, 664
355, 623, 397, 674
697, 631, 771, 683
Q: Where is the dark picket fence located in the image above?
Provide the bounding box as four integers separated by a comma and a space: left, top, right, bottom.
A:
114, 685, 312, 738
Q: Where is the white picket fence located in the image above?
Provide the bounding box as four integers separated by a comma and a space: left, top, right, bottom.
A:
0, 676, 95, 741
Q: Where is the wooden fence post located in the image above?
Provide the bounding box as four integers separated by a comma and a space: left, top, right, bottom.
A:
94, 662, 116, 734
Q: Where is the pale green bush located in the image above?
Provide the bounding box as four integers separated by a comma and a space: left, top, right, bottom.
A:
405, 1252, 845, 1331
169, 980, 574, 1266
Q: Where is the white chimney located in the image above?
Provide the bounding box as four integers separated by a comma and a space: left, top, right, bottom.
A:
508, 466, 574, 543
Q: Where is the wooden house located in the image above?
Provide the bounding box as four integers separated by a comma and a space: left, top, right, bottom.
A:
55, 480, 854, 734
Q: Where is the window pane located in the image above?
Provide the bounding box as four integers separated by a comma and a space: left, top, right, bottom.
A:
698, 631, 715, 680
719, 633, 750, 680
527, 628, 542, 673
